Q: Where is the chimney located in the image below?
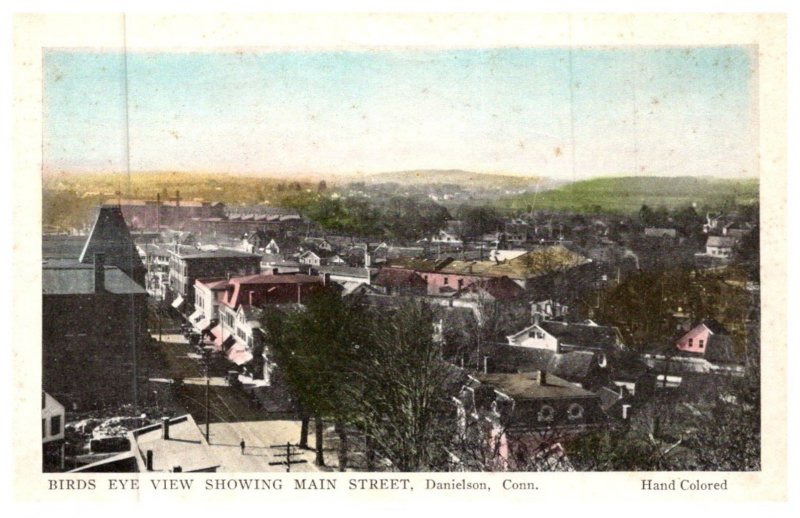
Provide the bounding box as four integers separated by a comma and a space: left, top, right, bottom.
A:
483, 355, 489, 374
93, 253, 105, 293
161, 417, 170, 440
146, 450, 154, 471
365, 250, 371, 268
622, 404, 632, 421
248, 290, 255, 306
532, 312, 541, 325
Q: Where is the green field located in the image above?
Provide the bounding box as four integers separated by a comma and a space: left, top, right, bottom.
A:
496, 176, 759, 214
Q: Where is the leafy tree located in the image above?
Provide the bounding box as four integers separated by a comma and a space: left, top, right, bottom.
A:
458, 205, 503, 238
348, 301, 454, 471
262, 289, 363, 467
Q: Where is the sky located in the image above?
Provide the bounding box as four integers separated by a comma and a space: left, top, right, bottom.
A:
43, 46, 757, 180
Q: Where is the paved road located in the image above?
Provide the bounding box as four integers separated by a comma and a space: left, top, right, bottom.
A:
151, 330, 321, 472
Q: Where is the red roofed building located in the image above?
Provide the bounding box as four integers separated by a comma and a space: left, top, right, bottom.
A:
372, 268, 428, 296
204, 273, 328, 377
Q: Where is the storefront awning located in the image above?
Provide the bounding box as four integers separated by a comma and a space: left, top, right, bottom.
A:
188, 309, 204, 325
226, 344, 254, 366
221, 335, 236, 351
197, 318, 211, 333
171, 295, 185, 309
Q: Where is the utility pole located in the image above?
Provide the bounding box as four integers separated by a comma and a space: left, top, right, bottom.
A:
202, 349, 211, 443
269, 442, 307, 472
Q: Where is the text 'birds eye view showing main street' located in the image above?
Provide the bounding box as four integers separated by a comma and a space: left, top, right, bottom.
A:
40, 45, 761, 476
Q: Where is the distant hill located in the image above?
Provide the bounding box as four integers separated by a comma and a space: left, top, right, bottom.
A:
496, 176, 759, 214
361, 169, 548, 190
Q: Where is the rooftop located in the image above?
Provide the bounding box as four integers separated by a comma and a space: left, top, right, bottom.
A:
476, 371, 595, 400
538, 320, 620, 351
42, 261, 147, 295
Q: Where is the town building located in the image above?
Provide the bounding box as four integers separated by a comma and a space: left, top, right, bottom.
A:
42, 206, 149, 409
109, 194, 226, 230
167, 247, 261, 311
453, 370, 605, 470
42, 255, 148, 407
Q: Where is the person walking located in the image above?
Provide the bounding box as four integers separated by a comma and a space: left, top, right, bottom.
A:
240, 439, 246, 455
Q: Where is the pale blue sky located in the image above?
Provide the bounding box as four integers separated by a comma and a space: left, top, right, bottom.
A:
43, 47, 757, 179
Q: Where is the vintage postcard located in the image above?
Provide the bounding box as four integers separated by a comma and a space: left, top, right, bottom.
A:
10, 10, 788, 506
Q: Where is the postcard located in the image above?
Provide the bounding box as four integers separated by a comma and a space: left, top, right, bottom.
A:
11, 11, 788, 505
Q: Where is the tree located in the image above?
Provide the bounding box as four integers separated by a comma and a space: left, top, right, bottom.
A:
458, 205, 503, 239
348, 301, 454, 471
262, 289, 363, 467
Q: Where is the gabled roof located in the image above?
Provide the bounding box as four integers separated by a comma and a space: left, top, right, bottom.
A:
546, 351, 599, 381
373, 268, 427, 288
79, 206, 145, 279
536, 321, 621, 351
476, 371, 596, 400
457, 276, 524, 300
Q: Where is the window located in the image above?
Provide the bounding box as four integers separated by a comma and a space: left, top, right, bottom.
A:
537, 404, 555, 422
443, 277, 449, 285
699, 339, 704, 349
688, 338, 693, 347
567, 403, 584, 421
50, 415, 61, 436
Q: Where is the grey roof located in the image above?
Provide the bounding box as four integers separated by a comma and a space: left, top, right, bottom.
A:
176, 249, 260, 260
546, 351, 598, 381
539, 321, 620, 352
706, 235, 738, 248
42, 262, 147, 295
485, 343, 555, 373
316, 265, 371, 278
42, 235, 89, 260
597, 386, 624, 412
705, 334, 738, 364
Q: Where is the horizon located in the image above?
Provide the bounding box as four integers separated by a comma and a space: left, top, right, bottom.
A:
44, 47, 758, 181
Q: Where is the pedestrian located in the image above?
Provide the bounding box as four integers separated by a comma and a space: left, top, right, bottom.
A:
240, 439, 246, 455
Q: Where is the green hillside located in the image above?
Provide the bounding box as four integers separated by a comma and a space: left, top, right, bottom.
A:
496, 176, 759, 214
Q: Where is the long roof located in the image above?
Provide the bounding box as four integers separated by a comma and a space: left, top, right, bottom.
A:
476, 371, 595, 400
390, 245, 588, 280
538, 321, 620, 350
42, 261, 146, 295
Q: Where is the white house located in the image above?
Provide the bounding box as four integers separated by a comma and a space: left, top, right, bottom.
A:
298, 250, 322, 266
42, 392, 65, 470
507, 320, 624, 354
705, 235, 739, 259
431, 230, 463, 246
